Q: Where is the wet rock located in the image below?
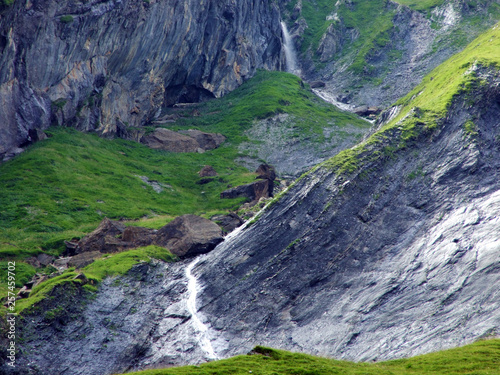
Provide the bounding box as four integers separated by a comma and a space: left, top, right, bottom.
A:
155, 215, 223, 258
73, 218, 126, 254
67, 251, 103, 269
220, 179, 271, 202
211, 213, 245, 233
198, 165, 218, 177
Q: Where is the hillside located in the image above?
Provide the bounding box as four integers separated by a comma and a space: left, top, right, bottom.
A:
0, 1, 499, 375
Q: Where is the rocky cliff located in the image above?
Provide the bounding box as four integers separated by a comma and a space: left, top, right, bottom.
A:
0, 0, 283, 159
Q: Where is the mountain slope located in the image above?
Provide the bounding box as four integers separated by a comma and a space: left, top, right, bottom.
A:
124, 340, 500, 375
283, 0, 500, 107
191, 23, 500, 361
6, 24, 500, 375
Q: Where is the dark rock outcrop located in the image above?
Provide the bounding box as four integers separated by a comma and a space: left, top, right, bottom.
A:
72, 218, 126, 255
220, 179, 271, 202
155, 215, 223, 258
211, 213, 244, 233
0, 0, 283, 157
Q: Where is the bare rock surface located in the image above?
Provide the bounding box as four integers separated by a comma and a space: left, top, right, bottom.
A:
155, 215, 224, 258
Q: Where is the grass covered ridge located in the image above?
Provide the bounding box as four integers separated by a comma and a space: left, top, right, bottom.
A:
120, 339, 500, 375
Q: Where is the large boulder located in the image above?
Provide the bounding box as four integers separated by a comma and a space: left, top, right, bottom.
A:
141, 128, 200, 153
67, 251, 103, 269
220, 179, 270, 202
72, 218, 126, 254
154, 215, 223, 257
122, 226, 157, 247
178, 129, 226, 150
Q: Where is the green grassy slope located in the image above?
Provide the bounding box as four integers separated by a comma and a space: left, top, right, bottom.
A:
0, 70, 369, 312
120, 339, 500, 375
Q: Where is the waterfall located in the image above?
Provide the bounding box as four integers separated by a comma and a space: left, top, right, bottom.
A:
280, 21, 301, 76
185, 257, 218, 360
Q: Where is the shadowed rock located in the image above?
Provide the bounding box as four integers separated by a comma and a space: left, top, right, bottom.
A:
155, 214, 223, 258
220, 179, 270, 202
73, 218, 126, 254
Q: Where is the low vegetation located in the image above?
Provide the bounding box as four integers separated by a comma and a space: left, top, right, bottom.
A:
14, 246, 176, 314
0, 70, 367, 314
120, 339, 500, 375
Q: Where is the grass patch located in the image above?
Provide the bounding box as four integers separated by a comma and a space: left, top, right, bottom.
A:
83, 245, 177, 283
120, 339, 500, 375
13, 246, 176, 314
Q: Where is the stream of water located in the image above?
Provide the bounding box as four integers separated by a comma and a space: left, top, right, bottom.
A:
281, 21, 301, 76
185, 257, 218, 360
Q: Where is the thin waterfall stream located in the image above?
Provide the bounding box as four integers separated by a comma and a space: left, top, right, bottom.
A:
185, 257, 218, 360
281, 21, 301, 76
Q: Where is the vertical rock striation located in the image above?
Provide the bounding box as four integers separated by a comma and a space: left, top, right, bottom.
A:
0, 0, 283, 158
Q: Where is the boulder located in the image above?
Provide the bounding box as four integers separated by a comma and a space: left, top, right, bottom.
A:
178, 129, 226, 150
220, 179, 270, 202
211, 213, 245, 233
141, 128, 226, 153
141, 128, 200, 153
198, 165, 218, 177
353, 106, 382, 117
309, 81, 326, 88
122, 226, 157, 247
74, 218, 126, 254
155, 215, 223, 257
67, 251, 103, 269
37, 253, 55, 267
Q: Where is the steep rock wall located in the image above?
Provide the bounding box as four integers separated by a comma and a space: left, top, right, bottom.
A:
0, 0, 283, 158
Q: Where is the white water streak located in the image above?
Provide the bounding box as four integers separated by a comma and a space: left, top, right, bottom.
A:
281, 21, 301, 76
185, 258, 218, 360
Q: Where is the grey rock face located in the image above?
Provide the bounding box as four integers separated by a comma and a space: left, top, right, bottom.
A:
0, 0, 283, 156
194, 71, 500, 361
